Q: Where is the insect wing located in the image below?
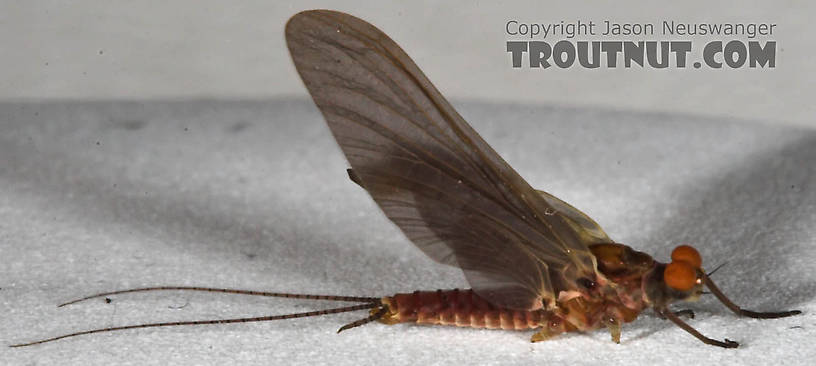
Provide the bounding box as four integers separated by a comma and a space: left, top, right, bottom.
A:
536, 190, 612, 246
286, 10, 599, 310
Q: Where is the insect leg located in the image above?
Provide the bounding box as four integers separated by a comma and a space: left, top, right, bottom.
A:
702, 273, 801, 319
530, 315, 570, 343
659, 308, 738, 348
602, 317, 621, 344
654, 309, 694, 320
530, 328, 556, 343
673, 309, 695, 319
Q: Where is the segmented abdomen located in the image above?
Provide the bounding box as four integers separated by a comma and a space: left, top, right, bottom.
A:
380, 289, 545, 330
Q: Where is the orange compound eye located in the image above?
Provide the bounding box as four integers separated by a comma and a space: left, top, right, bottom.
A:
671, 245, 702, 268
664, 262, 698, 291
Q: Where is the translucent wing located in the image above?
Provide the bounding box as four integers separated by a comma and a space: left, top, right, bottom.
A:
286, 10, 602, 310
536, 190, 612, 246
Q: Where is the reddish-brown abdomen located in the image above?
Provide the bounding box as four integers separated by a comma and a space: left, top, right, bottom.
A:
379, 289, 543, 330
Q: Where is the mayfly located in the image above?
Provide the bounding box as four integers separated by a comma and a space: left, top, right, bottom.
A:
12, 9, 800, 349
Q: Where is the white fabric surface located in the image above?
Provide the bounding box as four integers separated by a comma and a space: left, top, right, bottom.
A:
1, 99, 813, 365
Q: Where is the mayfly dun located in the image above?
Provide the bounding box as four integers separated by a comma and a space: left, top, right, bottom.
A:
11, 9, 800, 349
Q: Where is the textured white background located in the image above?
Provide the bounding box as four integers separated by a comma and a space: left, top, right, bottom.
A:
1, 1, 814, 365
2, 100, 813, 365
1, 0, 814, 127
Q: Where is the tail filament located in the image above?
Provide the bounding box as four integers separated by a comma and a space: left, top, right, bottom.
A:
11, 287, 384, 347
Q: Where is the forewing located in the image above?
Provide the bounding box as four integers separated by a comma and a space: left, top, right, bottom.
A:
536, 190, 612, 246
286, 10, 599, 310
